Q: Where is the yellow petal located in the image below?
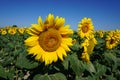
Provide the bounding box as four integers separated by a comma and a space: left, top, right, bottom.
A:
44, 54, 51, 65
59, 25, 73, 35
28, 45, 41, 56
28, 27, 40, 35
56, 48, 64, 61
44, 14, 54, 28
61, 43, 70, 51
31, 24, 43, 32
38, 16, 44, 27
25, 36, 39, 47
51, 52, 58, 62
26, 28, 36, 35
55, 17, 65, 29
35, 54, 42, 60
62, 38, 73, 46
59, 47, 67, 57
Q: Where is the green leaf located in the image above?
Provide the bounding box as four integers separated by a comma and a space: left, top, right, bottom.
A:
0, 65, 7, 79
117, 58, 120, 66
62, 54, 70, 70
85, 62, 96, 73
7, 43, 14, 49
115, 70, 120, 80
16, 52, 38, 69
71, 41, 80, 51
104, 52, 117, 62
33, 74, 49, 80
51, 73, 67, 80
69, 53, 85, 76
7, 72, 14, 80
104, 52, 117, 71
0, 65, 14, 80
75, 75, 96, 80
33, 73, 67, 80
105, 75, 116, 80
2, 57, 14, 66
94, 63, 106, 78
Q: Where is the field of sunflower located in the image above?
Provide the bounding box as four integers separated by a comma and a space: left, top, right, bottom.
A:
0, 14, 120, 80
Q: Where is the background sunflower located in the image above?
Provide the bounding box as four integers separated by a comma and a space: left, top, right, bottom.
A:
78, 17, 94, 38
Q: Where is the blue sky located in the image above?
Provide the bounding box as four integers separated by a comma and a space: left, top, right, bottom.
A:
0, 0, 120, 30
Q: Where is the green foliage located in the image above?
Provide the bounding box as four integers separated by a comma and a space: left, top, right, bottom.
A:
15, 51, 39, 69
33, 73, 67, 80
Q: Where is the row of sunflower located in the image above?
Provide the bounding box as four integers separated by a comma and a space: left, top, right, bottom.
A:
0, 26, 26, 35
0, 14, 120, 80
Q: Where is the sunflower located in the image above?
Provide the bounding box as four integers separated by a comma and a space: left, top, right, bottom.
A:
81, 35, 97, 54
106, 31, 119, 49
81, 34, 97, 62
81, 39, 89, 52
25, 14, 73, 65
1, 29, 7, 35
8, 27, 17, 35
81, 51, 90, 63
18, 28, 25, 34
96, 30, 105, 38
115, 29, 120, 40
78, 17, 94, 38
87, 35, 97, 54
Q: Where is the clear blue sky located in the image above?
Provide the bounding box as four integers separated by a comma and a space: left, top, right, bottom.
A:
0, 0, 120, 30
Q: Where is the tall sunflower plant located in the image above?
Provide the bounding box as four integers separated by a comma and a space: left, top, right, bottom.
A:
0, 14, 120, 80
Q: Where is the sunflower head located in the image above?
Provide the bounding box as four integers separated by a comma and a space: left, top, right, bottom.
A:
39, 28, 62, 52
8, 28, 16, 35
1, 29, 7, 35
25, 14, 73, 65
96, 30, 105, 38
78, 17, 94, 38
18, 28, 25, 34
106, 31, 119, 49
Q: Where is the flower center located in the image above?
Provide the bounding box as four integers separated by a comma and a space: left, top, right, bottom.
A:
39, 28, 62, 52
110, 39, 115, 44
82, 24, 89, 33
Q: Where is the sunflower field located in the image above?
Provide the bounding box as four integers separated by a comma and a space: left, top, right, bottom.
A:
0, 14, 120, 80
